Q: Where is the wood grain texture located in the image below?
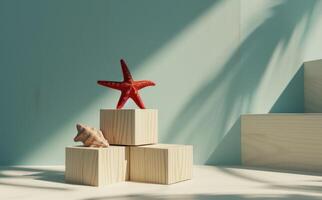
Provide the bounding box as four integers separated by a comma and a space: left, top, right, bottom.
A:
65, 146, 128, 186
129, 144, 193, 184
304, 59, 322, 112
100, 109, 158, 145
242, 114, 322, 172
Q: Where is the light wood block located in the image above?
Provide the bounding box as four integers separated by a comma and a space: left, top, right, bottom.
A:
304, 59, 322, 112
65, 146, 129, 186
100, 109, 158, 145
130, 144, 193, 184
241, 114, 322, 172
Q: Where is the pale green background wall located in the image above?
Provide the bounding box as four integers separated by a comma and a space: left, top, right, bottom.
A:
1, 0, 322, 165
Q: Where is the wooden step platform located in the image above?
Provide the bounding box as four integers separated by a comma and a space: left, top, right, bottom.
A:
304, 59, 322, 112
242, 114, 322, 172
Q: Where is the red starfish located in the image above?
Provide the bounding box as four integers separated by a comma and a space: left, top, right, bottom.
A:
97, 59, 155, 109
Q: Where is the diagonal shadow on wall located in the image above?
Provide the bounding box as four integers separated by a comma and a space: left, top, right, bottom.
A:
269, 66, 304, 113
163, 0, 319, 165
0, 0, 222, 165
210, 65, 305, 164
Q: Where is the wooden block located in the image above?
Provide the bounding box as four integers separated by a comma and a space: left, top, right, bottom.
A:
304, 59, 322, 112
100, 109, 158, 145
130, 144, 193, 184
65, 146, 129, 186
242, 114, 322, 172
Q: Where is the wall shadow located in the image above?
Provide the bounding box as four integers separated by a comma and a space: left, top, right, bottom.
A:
270, 66, 304, 113
206, 118, 241, 165
0, 0, 220, 165
163, 0, 318, 165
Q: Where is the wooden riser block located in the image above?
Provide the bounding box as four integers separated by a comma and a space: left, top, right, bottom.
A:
100, 109, 158, 145
129, 144, 193, 184
304, 59, 322, 112
242, 114, 322, 173
65, 146, 129, 186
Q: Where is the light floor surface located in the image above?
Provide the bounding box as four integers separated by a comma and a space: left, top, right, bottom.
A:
1, 165, 322, 200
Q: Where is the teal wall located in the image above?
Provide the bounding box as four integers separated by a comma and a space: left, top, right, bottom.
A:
1, 0, 322, 165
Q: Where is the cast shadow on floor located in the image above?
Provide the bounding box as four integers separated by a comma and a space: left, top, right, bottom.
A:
0, 166, 67, 191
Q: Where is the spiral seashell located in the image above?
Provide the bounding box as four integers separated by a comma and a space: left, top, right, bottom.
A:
74, 124, 109, 147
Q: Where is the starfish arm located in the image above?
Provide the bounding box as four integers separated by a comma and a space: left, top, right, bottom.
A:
134, 80, 156, 90
117, 90, 131, 109
130, 92, 145, 109
120, 59, 133, 82
97, 80, 124, 90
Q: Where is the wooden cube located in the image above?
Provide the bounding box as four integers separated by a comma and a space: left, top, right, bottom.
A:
65, 146, 129, 186
129, 144, 193, 184
100, 109, 158, 145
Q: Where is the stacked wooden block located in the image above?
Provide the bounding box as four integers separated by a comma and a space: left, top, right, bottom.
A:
65, 109, 193, 186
